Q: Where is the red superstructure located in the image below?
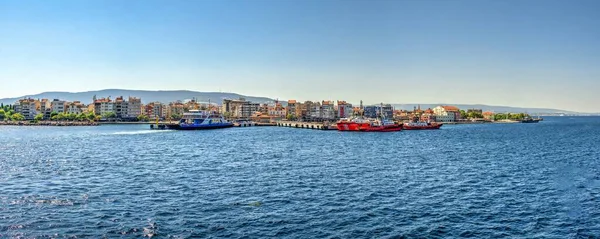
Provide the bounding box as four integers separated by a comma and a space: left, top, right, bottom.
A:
402, 122, 443, 130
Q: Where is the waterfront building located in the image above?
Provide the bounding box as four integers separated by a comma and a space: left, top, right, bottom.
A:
166, 101, 185, 119
336, 100, 353, 118
50, 99, 66, 113
321, 101, 336, 120
125, 97, 142, 119
309, 102, 322, 120
364, 104, 394, 118
113, 96, 127, 119
286, 100, 297, 118
433, 105, 461, 122
222, 98, 259, 118
259, 103, 269, 115
145, 102, 164, 120
14, 98, 38, 120
40, 99, 52, 119
269, 101, 287, 118
93, 97, 115, 116
241, 101, 260, 118
66, 101, 87, 114
222, 98, 245, 118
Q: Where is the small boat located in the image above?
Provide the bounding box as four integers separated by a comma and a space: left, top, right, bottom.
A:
152, 110, 233, 130
403, 121, 443, 130
521, 117, 540, 123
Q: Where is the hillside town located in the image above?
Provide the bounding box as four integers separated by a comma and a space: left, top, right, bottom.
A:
1, 95, 525, 123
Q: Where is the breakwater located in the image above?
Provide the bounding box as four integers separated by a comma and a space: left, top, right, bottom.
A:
276, 121, 337, 130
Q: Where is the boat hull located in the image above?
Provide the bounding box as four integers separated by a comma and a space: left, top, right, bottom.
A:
165, 123, 234, 130
359, 125, 403, 132
403, 124, 443, 130
336, 122, 371, 131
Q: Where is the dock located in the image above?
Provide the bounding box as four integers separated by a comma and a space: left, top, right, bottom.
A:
276, 121, 337, 130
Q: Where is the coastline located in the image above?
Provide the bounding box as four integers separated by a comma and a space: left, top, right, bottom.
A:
0, 121, 99, 126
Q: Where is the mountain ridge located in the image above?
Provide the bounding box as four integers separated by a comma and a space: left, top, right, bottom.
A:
0, 89, 589, 114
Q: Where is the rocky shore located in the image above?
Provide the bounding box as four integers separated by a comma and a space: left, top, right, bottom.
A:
0, 121, 99, 126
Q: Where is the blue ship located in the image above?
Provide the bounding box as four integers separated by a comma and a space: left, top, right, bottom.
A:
151, 110, 233, 130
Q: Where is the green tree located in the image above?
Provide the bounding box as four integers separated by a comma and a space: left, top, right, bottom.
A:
50, 111, 59, 120
223, 112, 232, 119
34, 113, 44, 122
460, 110, 467, 119
68, 113, 77, 121
137, 114, 149, 122
171, 113, 182, 120
286, 113, 295, 121
102, 112, 116, 120
0, 108, 5, 120
11, 113, 25, 121
76, 113, 86, 121
87, 112, 96, 121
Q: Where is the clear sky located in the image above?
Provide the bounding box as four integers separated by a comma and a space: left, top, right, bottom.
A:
1, 0, 599, 112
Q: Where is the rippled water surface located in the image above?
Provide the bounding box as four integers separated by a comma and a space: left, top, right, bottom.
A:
1, 117, 600, 238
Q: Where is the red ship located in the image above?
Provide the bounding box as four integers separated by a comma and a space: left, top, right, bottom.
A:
359, 119, 403, 132
337, 118, 402, 132
336, 116, 371, 131
402, 122, 443, 130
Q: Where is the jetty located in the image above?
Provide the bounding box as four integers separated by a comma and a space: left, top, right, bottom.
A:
276, 121, 337, 130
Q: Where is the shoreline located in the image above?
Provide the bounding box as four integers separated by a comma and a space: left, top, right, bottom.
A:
0, 121, 99, 126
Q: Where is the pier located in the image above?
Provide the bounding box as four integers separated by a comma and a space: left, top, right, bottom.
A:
276, 121, 337, 130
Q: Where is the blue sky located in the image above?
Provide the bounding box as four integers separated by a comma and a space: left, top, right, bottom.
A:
1, 0, 599, 112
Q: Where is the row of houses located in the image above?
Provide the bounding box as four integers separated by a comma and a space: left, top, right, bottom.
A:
221, 98, 396, 121
12, 98, 90, 120
12, 95, 487, 122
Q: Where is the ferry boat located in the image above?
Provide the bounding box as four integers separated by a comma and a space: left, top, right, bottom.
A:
402, 121, 443, 130
151, 110, 233, 130
336, 116, 372, 131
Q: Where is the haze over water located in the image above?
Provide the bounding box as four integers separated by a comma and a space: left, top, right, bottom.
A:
1, 117, 599, 238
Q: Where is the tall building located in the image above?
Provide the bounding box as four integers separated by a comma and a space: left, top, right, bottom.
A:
94, 97, 115, 116
321, 101, 336, 120
50, 99, 66, 113
286, 100, 297, 118
364, 104, 394, 118
125, 97, 142, 119
336, 100, 353, 118
14, 98, 38, 120
114, 96, 128, 119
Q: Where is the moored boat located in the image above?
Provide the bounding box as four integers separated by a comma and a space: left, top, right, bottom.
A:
359, 118, 402, 132
336, 116, 371, 131
402, 121, 443, 130
151, 110, 233, 130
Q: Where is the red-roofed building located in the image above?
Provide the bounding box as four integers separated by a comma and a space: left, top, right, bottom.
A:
433, 105, 461, 122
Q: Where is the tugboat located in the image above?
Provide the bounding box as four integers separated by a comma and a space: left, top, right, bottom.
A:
402, 121, 443, 130
359, 118, 403, 132
151, 110, 233, 130
336, 116, 372, 131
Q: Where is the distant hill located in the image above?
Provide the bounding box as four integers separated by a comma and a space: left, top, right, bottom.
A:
0, 89, 276, 105
390, 104, 580, 114
0, 89, 586, 114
